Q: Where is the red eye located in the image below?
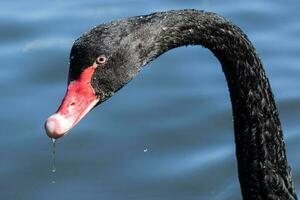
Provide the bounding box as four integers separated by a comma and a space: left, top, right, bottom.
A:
96, 55, 107, 64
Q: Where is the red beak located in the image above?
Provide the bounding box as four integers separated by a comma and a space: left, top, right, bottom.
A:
45, 65, 99, 139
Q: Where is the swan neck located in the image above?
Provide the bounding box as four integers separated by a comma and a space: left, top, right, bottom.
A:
142, 10, 297, 200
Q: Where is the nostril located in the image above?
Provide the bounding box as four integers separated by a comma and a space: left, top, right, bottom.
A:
70, 102, 75, 106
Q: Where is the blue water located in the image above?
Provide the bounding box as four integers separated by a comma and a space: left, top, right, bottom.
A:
0, 0, 300, 199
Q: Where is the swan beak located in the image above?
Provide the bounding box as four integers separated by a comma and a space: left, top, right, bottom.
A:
45, 65, 99, 139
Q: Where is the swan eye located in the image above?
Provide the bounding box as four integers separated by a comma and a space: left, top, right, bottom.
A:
96, 55, 107, 64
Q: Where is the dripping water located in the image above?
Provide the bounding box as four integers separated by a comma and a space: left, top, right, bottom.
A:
51, 138, 56, 173
51, 138, 56, 184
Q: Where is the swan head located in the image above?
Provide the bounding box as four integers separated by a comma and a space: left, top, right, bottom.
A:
45, 20, 149, 138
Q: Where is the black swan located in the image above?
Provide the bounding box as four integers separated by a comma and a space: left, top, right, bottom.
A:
45, 9, 297, 200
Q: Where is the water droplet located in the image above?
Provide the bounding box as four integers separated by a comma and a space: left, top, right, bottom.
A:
189, 29, 194, 34
50, 139, 57, 184
143, 148, 148, 153
51, 138, 56, 173
162, 27, 167, 31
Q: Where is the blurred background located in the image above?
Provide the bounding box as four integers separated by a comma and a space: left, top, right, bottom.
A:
0, 0, 299, 199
